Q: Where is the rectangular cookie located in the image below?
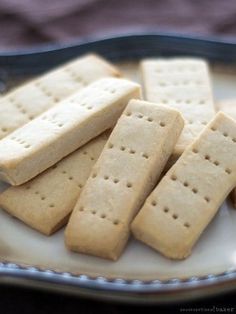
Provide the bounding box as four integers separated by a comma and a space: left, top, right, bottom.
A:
65, 99, 184, 260
217, 99, 236, 207
132, 112, 236, 259
0, 54, 121, 139
141, 58, 215, 157
0, 78, 140, 185
0, 133, 108, 235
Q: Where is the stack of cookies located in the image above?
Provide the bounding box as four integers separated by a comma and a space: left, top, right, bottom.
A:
0, 54, 235, 261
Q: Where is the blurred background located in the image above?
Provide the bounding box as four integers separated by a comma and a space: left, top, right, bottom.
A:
0, 0, 236, 51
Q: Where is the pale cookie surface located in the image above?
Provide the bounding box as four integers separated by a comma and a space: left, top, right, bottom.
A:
0, 54, 121, 140
0, 78, 140, 185
65, 99, 184, 260
141, 58, 215, 156
0, 133, 108, 235
217, 99, 236, 207
132, 112, 236, 260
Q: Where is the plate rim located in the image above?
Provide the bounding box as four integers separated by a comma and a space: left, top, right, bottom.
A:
1, 31, 236, 56
1, 31, 236, 77
1, 32, 236, 303
1, 261, 236, 303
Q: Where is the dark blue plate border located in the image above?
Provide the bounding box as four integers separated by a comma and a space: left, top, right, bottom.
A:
0, 32, 236, 76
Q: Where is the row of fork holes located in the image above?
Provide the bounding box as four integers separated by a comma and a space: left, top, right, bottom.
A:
41, 116, 64, 128
9, 97, 35, 120
10, 136, 31, 149
160, 99, 207, 105
126, 112, 166, 126
151, 200, 190, 229
188, 120, 207, 125
27, 165, 125, 219
35, 82, 60, 103
192, 147, 232, 175
82, 150, 95, 160
154, 66, 200, 73
26, 185, 54, 206
91, 84, 116, 94
78, 206, 120, 226
49, 150, 95, 186
81, 126, 119, 227
52, 164, 86, 188
156, 80, 204, 86
71, 86, 116, 109
25, 165, 84, 201
64, 68, 87, 85
103, 86, 116, 94
70, 99, 93, 110
211, 125, 236, 144
92, 173, 132, 188
170, 174, 210, 203
108, 143, 149, 159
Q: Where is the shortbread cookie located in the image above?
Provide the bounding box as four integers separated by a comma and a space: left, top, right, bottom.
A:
0, 78, 140, 185
0, 133, 108, 235
65, 99, 184, 260
132, 112, 236, 259
141, 58, 215, 156
217, 99, 236, 207
0, 54, 121, 140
